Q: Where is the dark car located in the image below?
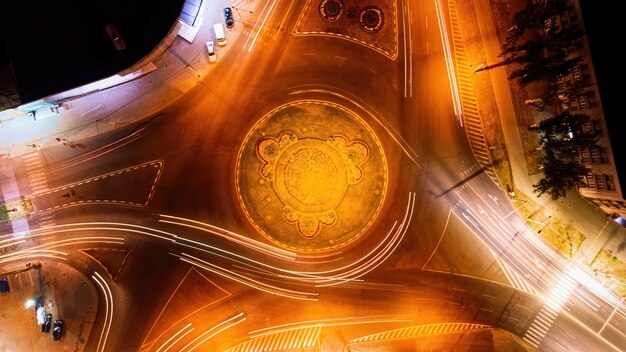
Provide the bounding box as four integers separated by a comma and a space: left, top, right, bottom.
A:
42, 313, 52, 333
223, 7, 234, 28
104, 23, 126, 51
0, 277, 9, 294
52, 319, 63, 340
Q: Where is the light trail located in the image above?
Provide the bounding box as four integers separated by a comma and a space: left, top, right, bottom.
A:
248, 315, 412, 337
277, 0, 296, 33
158, 193, 416, 286
0, 237, 124, 258
315, 192, 416, 287
544, 263, 577, 311
48, 128, 149, 174
247, 0, 279, 52
2, 192, 416, 291
92, 271, 114, 352
0, 251, 68, 264
450, 175, 626, 349
180, 312, 246, 352
158, 214, 296, 260
2, 193, 415, 305
401, 0, 408, 97
286, 91, 422, 167
156, 322, 194, 352
433, 0, 463, 126
455, 186, 565, 292
174, 252, 319, 301
405, 0, 413, 97
216, 192, 415, 287
0, 240, 25, 249
459, 209, 556, 293
243, 0, 272, 49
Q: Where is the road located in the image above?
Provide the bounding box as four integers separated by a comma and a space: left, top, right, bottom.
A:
1, 0, 625, 351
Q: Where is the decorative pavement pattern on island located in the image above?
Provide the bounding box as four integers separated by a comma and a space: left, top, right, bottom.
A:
236, 100, 388, 252
295, 0, 398, 59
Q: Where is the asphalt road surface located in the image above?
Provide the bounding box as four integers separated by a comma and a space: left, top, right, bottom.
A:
2, 0, 625, 351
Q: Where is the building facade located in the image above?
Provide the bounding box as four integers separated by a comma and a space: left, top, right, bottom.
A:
544, 0, 626, 220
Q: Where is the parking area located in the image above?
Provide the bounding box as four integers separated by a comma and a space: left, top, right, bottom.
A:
0, 261, 98, 351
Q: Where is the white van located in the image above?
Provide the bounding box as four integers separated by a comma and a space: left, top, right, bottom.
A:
214, 23, 227, 46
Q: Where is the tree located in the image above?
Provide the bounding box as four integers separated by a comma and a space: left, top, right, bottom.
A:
505, 0, 573, 48
532, 111, 597, 200
544, 25, 584, 53
509, 53, 581, 86
502, 0, 583, 88
540, 76, 591, 105
533, 151, 589, 199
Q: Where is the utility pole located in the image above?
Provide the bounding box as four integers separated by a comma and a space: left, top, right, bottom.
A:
232, 6, 253, 21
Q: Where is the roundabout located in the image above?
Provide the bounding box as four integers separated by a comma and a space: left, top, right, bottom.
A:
236, 100, 388, 252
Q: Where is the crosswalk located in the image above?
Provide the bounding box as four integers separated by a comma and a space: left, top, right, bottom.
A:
493, 253, 540, 296
523, 269, 577, 348
23, 152, 55, 229
523, 306, 559, 348
446, 1, 497, 184
349, 323, 489, 344
23, 152, 50, 195
225, 325, 321, 352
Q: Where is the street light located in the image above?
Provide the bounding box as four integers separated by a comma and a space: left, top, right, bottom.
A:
503, 200, 527, 219
537, 216, 552, 234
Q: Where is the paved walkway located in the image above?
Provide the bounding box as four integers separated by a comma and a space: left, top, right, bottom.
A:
464, 0, 626, 268
0, 0, 260, 230
0, 261, 97, 351
0, 0, 258, 160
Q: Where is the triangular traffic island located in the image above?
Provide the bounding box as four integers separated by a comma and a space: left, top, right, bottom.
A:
141, 268, 231, 350
81, 249, 129, 281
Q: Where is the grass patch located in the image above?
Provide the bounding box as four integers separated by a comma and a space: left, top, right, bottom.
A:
512, 192, 585, 258
590, 249, 626, 297
0, 204, 10, 222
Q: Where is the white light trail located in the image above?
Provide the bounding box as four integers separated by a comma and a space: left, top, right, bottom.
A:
180, 312, 246, 352
175, 253, 319, 301
315, 192, 416, 287
92, 271, 114, 352
247, 0, 279, 52
0, 252, 67, 264
159, 214, 296, 260
156, 323, 194, 352
248, 315, 411, 338
433, 0, 463, 126
401, 0, 408, 97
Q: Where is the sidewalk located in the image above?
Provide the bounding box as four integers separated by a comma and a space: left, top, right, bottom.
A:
0, 261, 97, 351
0, 0, 259, 160
0, 0, 261, 236
449, 0, 626, 276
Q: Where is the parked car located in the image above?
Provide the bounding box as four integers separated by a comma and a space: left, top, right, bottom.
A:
52, 320, 63, 340
223, 7, 235, 28
0, 277, 9, 294
104, 23, 126, 51
206, 41, 216, 62
42, 313, 52, 333
213, 23, 227, 46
